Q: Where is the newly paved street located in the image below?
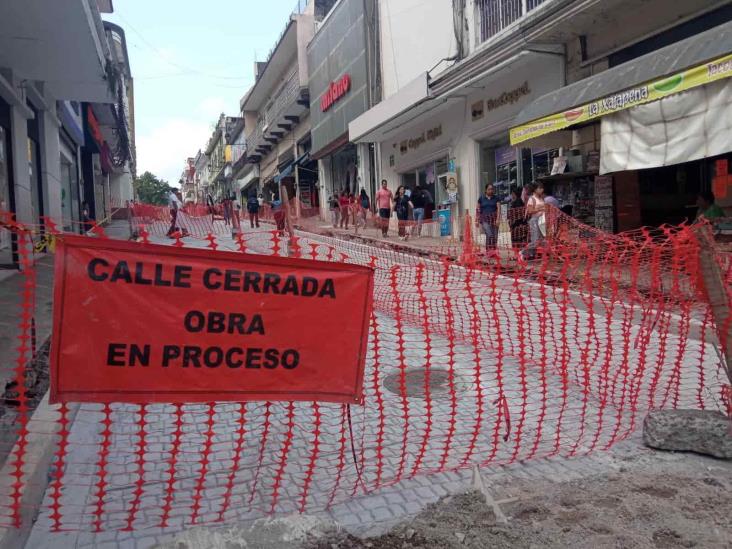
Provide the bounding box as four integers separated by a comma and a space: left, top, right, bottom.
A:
13, 221, 726, 548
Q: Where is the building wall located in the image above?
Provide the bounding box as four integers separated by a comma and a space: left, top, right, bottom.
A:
379, 0, 456, 98
369, 0, 727, 226
40, 108, 63, 224
377, 51, 565, 219
308, 0, 372, 156
295, 14, 316, 88
563, 0, 728, 84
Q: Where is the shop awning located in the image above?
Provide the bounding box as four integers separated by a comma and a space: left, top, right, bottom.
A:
351, 48, 562, 144
274, 152, 310, 183
600, 77, 732, 174
349, 72, 430, 143
510, 20, 732, 145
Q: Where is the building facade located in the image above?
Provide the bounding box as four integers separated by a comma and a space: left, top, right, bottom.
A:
204, 114, 243, 201
0, 0, 134, 267
307, 0, 380, 218
231, 0, 345, 212
350, 0, 730, 233
193, 149, 209, 204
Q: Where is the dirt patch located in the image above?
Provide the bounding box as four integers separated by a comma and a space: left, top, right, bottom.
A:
0, 338, 51, 468
307, 460, 731, 548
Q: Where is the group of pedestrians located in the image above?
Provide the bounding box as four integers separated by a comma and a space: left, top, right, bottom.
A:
328, 189, 371, 231
330, 179, 434, 240
477, 181, 561, 259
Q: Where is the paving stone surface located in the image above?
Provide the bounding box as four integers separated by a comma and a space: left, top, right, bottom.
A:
15, 220, 726, 549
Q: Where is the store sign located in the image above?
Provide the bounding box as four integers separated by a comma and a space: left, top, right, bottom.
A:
60, 101, 84, 146
86, 105, 104, 150
510, 52, 732, 145
50, 236, 374, 404
485, 81, 531, 113
399, 125, 443, 155
320, 74, 352, 112
494, 145, 517, 167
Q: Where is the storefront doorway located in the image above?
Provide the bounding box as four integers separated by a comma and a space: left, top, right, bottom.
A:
60, 136, 80, 231
399, 156, 447, 218
636, 154, 729, 227
329, 144, 358, 195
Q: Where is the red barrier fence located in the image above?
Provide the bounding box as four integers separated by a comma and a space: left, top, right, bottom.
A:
0, 207, 729, 534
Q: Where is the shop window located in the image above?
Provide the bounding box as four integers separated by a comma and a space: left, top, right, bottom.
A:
530, 148, 559, 181
481, 143, 562, 200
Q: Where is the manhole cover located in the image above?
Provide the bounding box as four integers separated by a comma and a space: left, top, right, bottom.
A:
383, 367, 469, 399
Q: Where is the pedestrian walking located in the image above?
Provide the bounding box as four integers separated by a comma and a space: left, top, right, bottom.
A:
232, 195, 241, 229
355, 189, 370, 233
375, 180, 393, 237
166, 190, 182, 237
477, 183, 500, 250
272, 199, 286, 236
206, 194, 215, 222
328, 194, 340, 227
508, 187, 527, 244
521, 183, 546, 261
393, 185, 412, 240
338, 191, 351, 229
222, 197, 231, 226
246, 191, 260, 228
410, 183, 431, 237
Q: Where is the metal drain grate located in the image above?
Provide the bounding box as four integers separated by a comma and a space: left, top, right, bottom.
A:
383, 367, 469, 399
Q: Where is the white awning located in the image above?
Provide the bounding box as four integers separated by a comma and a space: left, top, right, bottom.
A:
601, 77, 732, 174
349, 73, 429, 143
350, 49, 562, 144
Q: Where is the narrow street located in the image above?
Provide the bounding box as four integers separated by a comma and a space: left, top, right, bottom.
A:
1, 1, 731, 548
11, 220, 726, 548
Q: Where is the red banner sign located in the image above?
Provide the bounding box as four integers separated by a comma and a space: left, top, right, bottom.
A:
50, 236, 373, 404
320, 74, 351, 112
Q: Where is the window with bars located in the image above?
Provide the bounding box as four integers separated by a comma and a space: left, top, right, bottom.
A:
478, 0, 548, 43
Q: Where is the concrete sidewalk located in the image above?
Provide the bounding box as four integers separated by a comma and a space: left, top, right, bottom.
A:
0, 255, 54, 469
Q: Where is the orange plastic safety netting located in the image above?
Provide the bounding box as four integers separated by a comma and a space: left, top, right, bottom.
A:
0, 205, 729, 533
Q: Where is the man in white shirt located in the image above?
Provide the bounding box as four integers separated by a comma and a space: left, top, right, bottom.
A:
167, 190, 182, 236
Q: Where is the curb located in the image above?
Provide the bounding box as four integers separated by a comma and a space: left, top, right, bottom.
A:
0, 393, 79, 549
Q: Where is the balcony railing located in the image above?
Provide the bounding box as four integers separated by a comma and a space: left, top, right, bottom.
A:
246, 121, 265, 157
263, 70, 300, 129
478, 0, 548, 43
246, 70, 301, 158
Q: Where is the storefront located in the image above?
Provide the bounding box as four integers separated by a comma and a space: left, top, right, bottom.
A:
351, 49, 565, 229
81, 103, 110, 222
511, 21, 732, 232
58, 101, 85, 231
465, 54, 565, 214
381, 99, 464, 215
307, 0, 377, 217
0, 97, 14, 266
326, 143, 358, 195
236, 164, 260, 202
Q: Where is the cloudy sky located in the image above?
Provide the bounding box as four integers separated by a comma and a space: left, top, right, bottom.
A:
105, 0, 298, 187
